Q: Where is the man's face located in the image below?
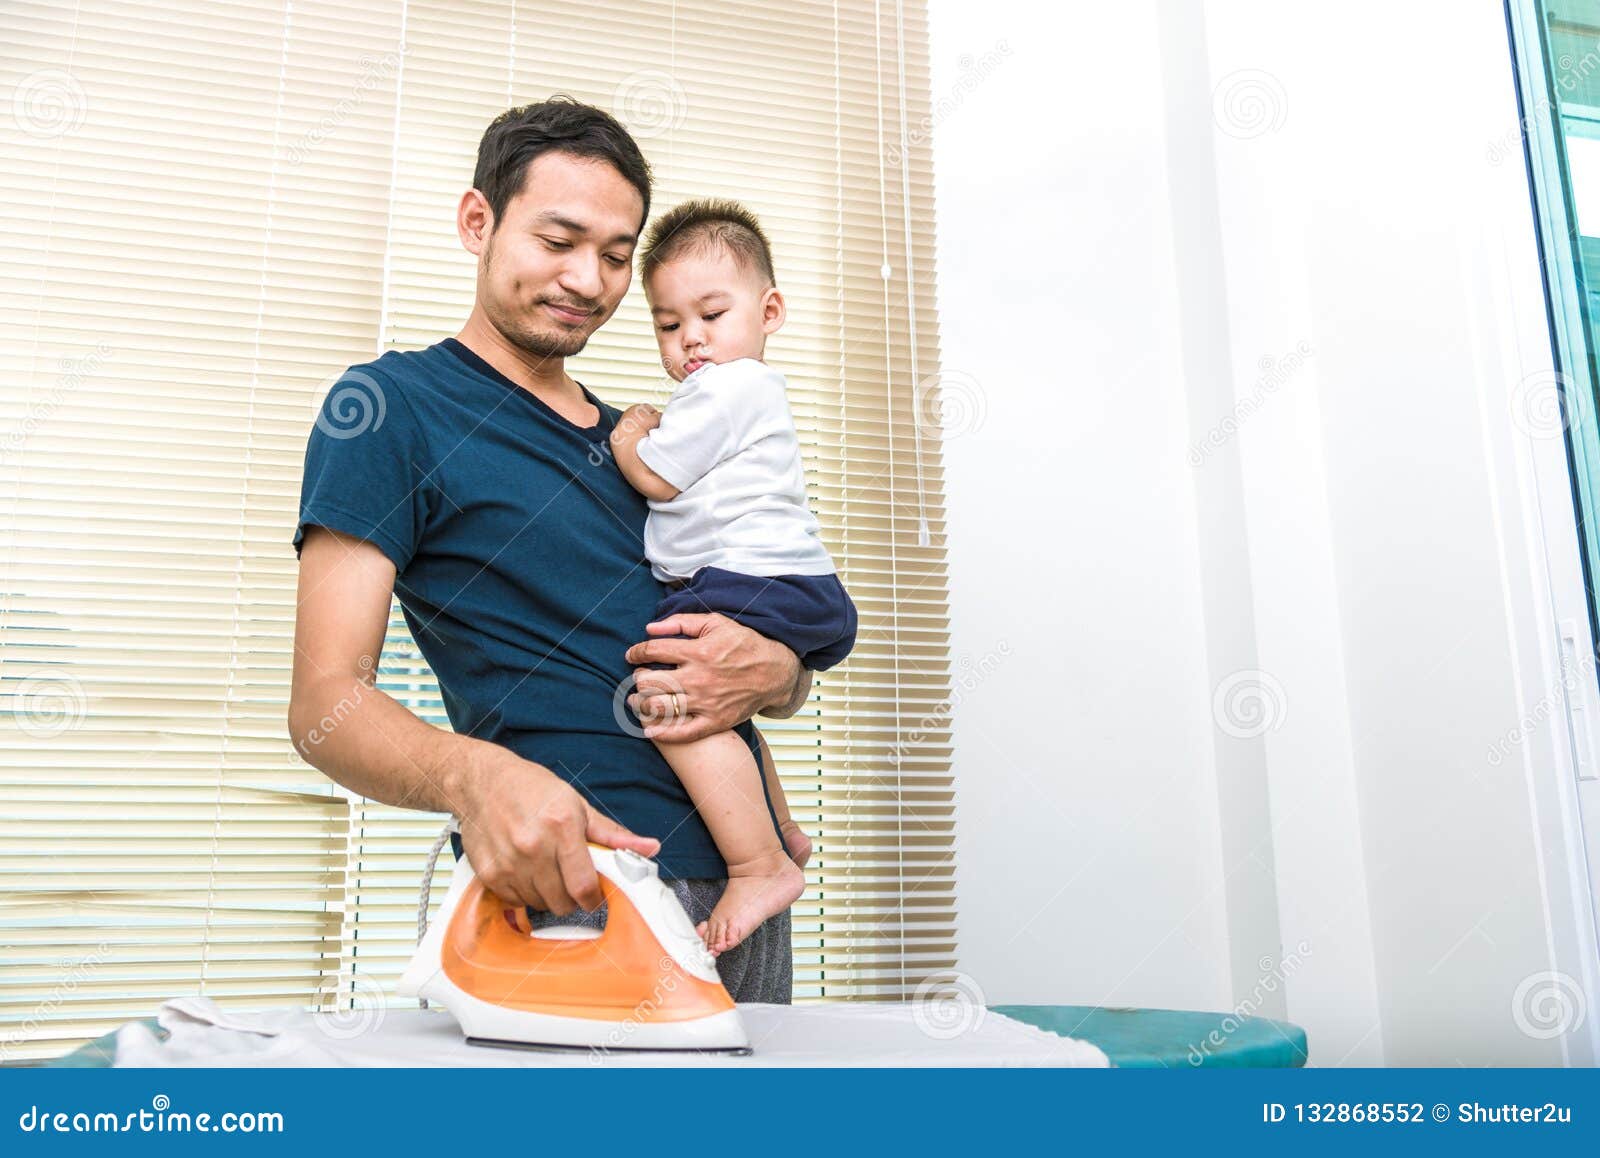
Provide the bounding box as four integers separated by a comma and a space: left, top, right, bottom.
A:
476, 151, 643, 360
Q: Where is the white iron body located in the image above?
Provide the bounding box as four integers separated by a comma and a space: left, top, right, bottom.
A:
398, 842, 751, 1053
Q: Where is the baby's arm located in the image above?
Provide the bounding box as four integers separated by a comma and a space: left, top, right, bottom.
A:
617, 360, 778, 505
609, 403, 679, 501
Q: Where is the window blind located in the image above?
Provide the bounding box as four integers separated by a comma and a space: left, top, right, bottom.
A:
0, 0, 951, 1062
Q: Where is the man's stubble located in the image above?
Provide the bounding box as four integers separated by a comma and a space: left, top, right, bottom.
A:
483, 231, 608, 363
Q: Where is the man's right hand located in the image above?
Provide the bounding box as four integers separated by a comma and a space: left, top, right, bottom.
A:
290, 526, 662, 918
455, 752, 661, 916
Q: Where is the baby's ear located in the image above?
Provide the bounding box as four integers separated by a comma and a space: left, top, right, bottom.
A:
762, 286, 787, 334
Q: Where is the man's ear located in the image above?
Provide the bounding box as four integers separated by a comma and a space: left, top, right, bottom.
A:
761, 286, 787, 335
458, 188, 493, 257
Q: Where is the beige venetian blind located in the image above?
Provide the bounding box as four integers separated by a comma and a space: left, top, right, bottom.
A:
0, 0, 950, 1061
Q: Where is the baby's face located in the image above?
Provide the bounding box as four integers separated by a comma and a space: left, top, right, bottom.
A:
646, 248, 775, 382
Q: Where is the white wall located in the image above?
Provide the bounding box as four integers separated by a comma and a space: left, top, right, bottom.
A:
931, 0, 1237, 1020
937, 0, 1600, 1066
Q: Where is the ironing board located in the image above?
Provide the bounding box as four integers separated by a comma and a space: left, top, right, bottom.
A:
996, 1005, 1308, 1068
40, 1003, 1308, 1069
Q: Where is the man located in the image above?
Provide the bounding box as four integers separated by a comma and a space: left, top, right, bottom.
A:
288, 98, 810, 1001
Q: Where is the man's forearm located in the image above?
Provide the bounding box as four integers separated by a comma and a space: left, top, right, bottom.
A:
289, 672, 498, 816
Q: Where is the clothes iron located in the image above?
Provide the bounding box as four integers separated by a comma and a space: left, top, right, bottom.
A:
397, 830, 751, 1054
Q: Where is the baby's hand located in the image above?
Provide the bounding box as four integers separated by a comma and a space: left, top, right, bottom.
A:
617, 402, 661, 438
608, 402, 677, 501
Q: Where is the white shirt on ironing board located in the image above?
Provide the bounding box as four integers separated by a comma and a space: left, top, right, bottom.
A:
635, 357, 835, 585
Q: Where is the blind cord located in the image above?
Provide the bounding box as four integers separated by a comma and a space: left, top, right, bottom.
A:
871, 0, 909, 996
892, 0, 929, 548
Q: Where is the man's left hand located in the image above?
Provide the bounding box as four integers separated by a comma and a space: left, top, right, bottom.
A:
625, 612, 802, 741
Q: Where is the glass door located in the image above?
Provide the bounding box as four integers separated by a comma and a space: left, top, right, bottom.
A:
1508, 0, 1600, 992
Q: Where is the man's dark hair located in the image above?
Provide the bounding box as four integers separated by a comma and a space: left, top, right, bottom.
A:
639, 197, 777, 289
473, 96, 652, 231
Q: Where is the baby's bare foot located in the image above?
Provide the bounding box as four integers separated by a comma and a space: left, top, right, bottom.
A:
694, 849, 805, 956
780, 820, 812, 868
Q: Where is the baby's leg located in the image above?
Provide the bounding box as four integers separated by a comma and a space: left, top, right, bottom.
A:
753, 729, 811, 868
655, 731, 805, 955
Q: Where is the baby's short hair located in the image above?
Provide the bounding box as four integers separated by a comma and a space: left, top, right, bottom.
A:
639, 197, 776, 289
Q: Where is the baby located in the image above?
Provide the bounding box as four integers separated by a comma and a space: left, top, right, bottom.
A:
609, 198, 858, 955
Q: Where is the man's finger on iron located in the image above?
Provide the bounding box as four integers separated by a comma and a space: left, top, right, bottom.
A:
529, 854, 575, 917
474, 847, 533, 909
558, 838, 602, 911
483, 873, 538, 912
585, 807, 661, 859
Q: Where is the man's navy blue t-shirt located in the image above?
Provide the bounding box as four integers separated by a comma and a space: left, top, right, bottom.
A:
293, 337, 771, 879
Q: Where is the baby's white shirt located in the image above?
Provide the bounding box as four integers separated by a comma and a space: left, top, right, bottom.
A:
636, 358, 835, 583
